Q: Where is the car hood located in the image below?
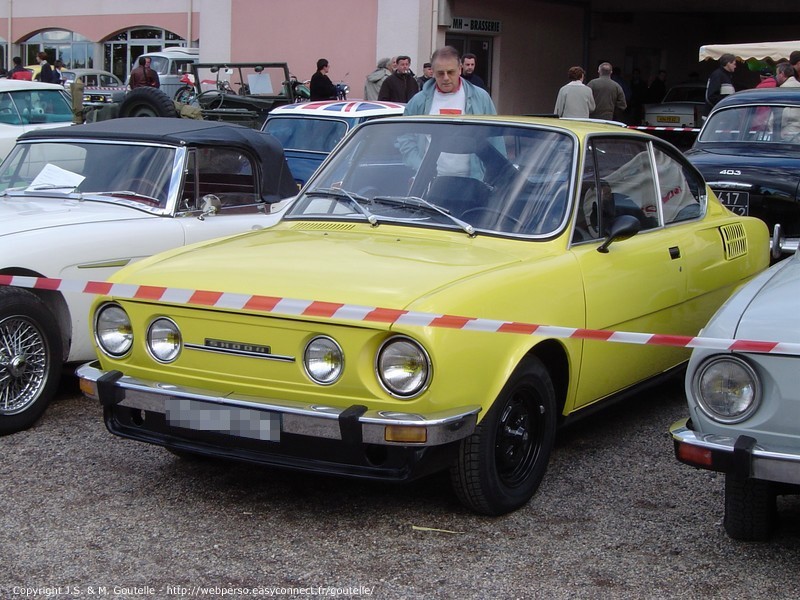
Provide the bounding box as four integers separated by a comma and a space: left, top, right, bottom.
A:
686, 147, 800, 196
723, 254, 800, 343
112, 224, 533, 311
0, 196, 150, 236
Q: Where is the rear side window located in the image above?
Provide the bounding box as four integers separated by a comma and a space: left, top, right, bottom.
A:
653, 146, 705, 224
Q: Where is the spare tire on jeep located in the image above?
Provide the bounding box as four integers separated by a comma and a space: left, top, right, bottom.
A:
119, 87, 179, 118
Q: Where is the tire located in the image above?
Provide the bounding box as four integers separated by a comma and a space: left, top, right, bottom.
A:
450, 356, 557, 515
119, 87, 179, 118
0, 287, 63, 435
723, 474, 777, 541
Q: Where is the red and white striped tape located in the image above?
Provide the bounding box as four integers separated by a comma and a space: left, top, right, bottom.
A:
1, 274, 797, 356
629, 126, 700, 133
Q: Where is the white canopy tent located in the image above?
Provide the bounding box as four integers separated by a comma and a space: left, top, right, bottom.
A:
699, 41, 800, 62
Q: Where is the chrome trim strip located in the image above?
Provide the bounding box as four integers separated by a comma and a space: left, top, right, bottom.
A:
77, 361, 479, 446
184, 343, 295, 362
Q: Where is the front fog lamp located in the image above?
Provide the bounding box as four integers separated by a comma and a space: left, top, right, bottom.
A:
95, 304, 133, 357
147, 318, 182, 363
303, 336, 344, 385
694, 356, 761, 423
377, 337, 430, 398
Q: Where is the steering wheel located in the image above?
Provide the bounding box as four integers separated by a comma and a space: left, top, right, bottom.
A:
460, 207, 521, 231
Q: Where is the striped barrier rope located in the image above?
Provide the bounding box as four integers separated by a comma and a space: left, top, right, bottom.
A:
1, 274, 796, 356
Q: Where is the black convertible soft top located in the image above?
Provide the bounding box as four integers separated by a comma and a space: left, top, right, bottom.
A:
19, 118, 298, 202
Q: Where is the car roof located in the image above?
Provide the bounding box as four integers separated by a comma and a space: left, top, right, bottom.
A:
18, 118, 298, 201
270, 100, 406, 118
715, 87, 800, 109
0, 79, 64, 92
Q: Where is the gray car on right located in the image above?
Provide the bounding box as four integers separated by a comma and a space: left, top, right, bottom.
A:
686, 88, 800, 259
671, 250, 800, 541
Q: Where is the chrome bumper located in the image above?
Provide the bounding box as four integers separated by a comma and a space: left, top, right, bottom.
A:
77, 361, 479, 447
671, 418, 800, 485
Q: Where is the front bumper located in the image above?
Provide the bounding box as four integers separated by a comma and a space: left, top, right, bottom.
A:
77, 361, 480, 481
670, 418, 800, 485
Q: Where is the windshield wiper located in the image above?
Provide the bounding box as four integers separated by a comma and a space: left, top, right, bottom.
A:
91, 190, 161, 204
371, 195, 476, 237
304, 188, 379, 226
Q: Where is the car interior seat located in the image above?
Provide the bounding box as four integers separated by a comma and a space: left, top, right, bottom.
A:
426, 175, 492, 217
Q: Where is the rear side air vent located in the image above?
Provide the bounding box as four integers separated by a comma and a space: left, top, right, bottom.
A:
719, 223, 747, 260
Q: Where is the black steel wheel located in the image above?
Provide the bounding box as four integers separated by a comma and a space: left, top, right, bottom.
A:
0, 287, 63, 435
724, 474, 777, 541
450, 355, 556, 515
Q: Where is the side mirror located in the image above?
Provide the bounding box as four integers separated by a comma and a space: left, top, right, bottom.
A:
198, 194, 221, 220
597, 215, 641, 253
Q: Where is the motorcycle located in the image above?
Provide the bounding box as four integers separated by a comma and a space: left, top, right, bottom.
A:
286, 73, 348, 102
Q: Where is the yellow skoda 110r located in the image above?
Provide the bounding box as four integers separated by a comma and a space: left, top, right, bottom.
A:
78, 116, 769, 515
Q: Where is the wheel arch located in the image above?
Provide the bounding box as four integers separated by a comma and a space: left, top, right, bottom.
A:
527, 339, 570, 418
0, 267, 71, 362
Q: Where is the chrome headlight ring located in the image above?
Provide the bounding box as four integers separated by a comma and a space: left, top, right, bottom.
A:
303, 335, 344, 385
376, 336, 431, 399
94, 303, 133, 358
693, 355, 761, 424
146, 317, 182, 363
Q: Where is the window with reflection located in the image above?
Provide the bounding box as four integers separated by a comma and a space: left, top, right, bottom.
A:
287, 121, 576, 237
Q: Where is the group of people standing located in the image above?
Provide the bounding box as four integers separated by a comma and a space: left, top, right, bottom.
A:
363, 52, 489, 104
3, 53, 62, 83
309, 46, 496, 114
554, 62, 627, 120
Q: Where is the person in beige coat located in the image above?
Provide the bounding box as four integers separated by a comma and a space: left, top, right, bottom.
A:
554, 66, 595, 118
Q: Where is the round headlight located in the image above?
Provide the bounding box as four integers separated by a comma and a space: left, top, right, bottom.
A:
694, 356, 761, 423
376, 337, 431, 398
95, 303, 133, 357
147, 317, 182, 363
303, 336, 344, 385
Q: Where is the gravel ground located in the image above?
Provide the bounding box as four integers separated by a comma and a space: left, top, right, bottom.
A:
2, 374, 799, 599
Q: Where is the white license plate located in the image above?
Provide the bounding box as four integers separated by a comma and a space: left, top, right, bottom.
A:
715, 190, 750, 216
166, 398, 280, 441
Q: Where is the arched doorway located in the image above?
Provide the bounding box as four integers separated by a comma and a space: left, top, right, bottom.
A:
103, 27, 186, 82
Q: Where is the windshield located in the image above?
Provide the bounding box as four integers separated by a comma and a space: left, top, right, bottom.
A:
0, 89, 72, 126
286, 120, 576, 237
264, 117, 348, 153
0, 141, 178, 208
698, 104, 800, 145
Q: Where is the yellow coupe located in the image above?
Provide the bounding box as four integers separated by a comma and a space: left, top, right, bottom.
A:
78, 116, 769, 515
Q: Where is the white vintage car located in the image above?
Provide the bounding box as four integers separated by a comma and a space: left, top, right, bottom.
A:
0, 79, 74, 160
671, 250, 800, 541
0, 118, 297, 435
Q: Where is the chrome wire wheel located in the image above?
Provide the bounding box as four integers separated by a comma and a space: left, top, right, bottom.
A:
0, 288, 63, 435
0, 315, 49, 415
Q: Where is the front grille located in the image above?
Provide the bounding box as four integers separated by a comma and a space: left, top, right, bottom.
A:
719, 222, 748, 260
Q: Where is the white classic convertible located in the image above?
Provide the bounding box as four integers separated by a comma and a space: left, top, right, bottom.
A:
0, 118, 297, 434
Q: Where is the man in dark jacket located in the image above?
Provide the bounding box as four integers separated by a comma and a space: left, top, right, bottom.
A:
378, 55, 418, 102
705, 53, 737, 114
309, 58, 337, 101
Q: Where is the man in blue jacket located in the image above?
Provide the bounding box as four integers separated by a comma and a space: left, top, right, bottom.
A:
404, 46, 495, 116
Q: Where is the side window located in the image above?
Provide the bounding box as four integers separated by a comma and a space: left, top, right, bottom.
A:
574, 142, 599, 242
592, 138, 659, 233
0, 92, 22, 125
653, 146, 705, 224
191, 147, 259, 211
